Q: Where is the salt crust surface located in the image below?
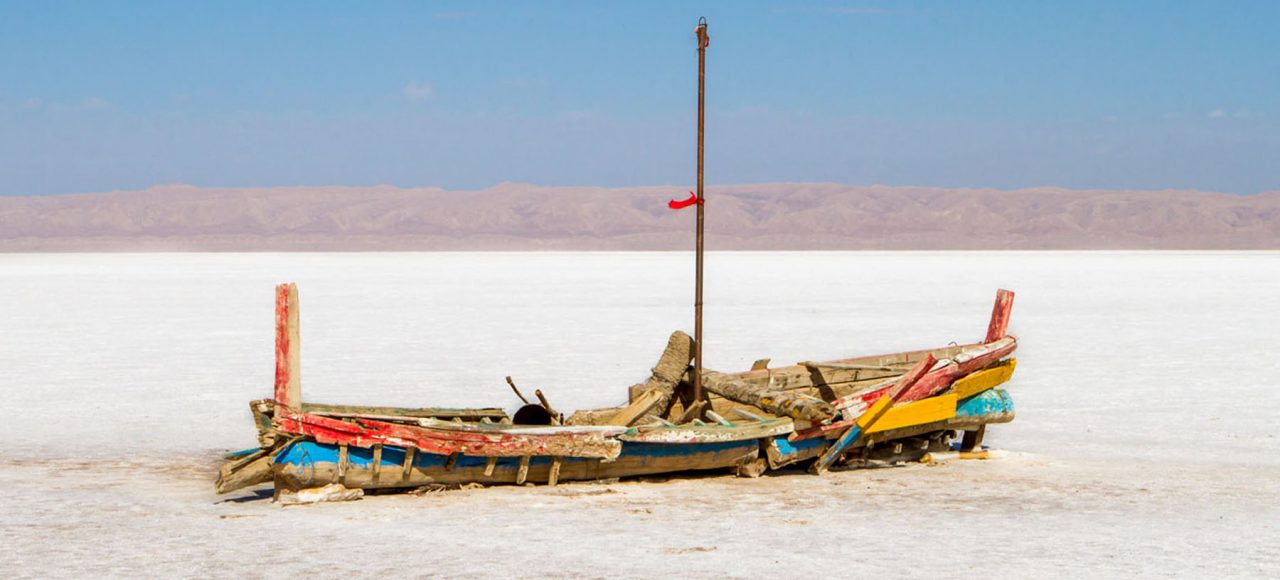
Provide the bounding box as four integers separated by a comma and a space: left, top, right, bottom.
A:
0, 252, 1276, 577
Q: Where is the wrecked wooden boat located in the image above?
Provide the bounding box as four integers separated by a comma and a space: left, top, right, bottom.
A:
216, 284, 1018, 496
215, 19, 1021, 499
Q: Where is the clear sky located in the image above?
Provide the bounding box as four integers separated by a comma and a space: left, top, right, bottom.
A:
2, 1, 1277, 196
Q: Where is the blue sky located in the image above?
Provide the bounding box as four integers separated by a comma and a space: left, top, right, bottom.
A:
1, 1, 1276, 196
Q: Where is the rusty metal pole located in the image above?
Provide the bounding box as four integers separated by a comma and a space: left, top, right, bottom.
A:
693, 17, 709, 404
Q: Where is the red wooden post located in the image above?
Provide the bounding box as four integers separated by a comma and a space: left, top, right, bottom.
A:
984, 289, 1015, 343
274, 282, 301, 410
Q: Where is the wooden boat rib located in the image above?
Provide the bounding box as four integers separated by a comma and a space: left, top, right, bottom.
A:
215, 286, 1020, 495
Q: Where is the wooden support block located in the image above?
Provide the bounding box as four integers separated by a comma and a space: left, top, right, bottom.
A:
985, 289, 1015, 343
484, 456, 497, 477
516, 456, 531, 485
371, 444, 383, 482
548, 457, 562, 486
273, 283, 301, 412
445, 452, 459, 471
337, 444, 349, 482
960, 425, 986, 452
401, 447, 416, 480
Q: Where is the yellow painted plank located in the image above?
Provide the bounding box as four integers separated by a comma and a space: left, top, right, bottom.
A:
950, 358, 1016, 400
867, 393, 957, 433
854, 396, 894, 430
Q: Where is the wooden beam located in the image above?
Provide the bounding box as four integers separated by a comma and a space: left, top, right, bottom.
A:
273, 282, 301, 411
985, 289, 1015, 343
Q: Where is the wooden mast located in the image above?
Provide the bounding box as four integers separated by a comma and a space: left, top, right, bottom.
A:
693, 17, 709, 404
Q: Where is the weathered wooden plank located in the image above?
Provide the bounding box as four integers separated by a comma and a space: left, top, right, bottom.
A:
811, 354, 935, 474
750, 358, 771, 371
273, 282, 301, 411
620, 418, 794, 443
950, 358, 1016, 400
274, 409, 624, 460
985, 289, 1015, 343
565, 406, 627, 426
868, 393, 957, 434
695, 369, 837, 422
800, 361, 904, 372
300, 403, 507, 421
371, 444, 383, 482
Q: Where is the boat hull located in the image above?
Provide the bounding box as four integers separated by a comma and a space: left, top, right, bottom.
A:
273, 438, 760, 491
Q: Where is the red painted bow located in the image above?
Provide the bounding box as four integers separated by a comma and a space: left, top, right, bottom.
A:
668, 192, 701, 210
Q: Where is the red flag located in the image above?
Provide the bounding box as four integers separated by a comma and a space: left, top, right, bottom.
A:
668, 192, 699, 210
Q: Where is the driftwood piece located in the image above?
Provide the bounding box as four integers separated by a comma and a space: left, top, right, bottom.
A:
631, 331, 696, 424
694, 369, 837, 423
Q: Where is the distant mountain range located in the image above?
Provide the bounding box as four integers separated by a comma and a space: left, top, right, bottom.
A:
2, 183, 1278, 251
